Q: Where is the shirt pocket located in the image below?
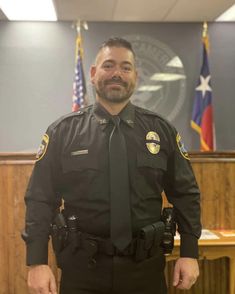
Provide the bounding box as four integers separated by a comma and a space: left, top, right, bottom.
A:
137, 153, 167, 171
61, 154, 99, 173
136, 153, 167, 196
61, 154, 102, 199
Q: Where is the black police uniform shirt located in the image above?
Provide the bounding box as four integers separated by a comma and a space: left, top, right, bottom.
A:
23, 102, 201, 265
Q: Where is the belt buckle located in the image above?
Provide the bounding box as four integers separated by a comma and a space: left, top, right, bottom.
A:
115, 241, 135, 257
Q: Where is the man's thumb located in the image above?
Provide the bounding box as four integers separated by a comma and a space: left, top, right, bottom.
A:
173, 265, 180, 286
49, 276, 57, 294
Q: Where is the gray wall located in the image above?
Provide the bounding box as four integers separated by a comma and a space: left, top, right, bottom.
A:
0, 21, 234, 152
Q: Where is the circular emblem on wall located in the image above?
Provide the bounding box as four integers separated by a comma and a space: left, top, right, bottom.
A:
124, 34, 186, 122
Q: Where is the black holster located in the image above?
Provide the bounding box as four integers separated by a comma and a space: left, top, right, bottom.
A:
135, 221, 165, 262
50, 212, 81, 267
161, 207, 176, 255
50, 212, 68, 256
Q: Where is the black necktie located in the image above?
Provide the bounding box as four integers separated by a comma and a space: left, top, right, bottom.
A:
109, 115, 132, 251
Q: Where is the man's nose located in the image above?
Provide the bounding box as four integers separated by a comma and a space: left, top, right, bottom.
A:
112, 66, 122, 76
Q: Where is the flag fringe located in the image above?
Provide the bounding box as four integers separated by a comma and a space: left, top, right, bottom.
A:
191, 120, 211, 151
190, 120, 201, 134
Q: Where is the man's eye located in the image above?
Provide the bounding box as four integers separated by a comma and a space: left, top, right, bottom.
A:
103, 63, 113, 69
122, 66, 132, 72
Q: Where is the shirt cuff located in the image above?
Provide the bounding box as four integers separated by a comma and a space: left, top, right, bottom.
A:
180, 234, 199, 259
26, 240, 48, 266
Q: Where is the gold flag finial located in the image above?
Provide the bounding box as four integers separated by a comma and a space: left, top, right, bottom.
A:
76, 20, 81, 35
202, 21, 208, 38
74, 20, 88, 35
202, 22, 209, 52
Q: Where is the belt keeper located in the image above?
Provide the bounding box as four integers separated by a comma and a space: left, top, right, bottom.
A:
135, 238, 148, 262
150, 236, 159, 256
83, 238, 98, 269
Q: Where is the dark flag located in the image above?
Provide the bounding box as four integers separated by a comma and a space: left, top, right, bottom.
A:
191, 23, 215, 151
72, 35, 87, 112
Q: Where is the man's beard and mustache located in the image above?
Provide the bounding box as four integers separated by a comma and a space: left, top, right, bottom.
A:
95, 76, 136, 103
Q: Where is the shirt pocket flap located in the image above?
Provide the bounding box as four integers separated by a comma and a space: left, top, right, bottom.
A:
137, 153, 167, 171
62, 154, 99, 173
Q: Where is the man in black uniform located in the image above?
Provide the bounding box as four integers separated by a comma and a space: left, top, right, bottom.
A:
23, 38, 201, 294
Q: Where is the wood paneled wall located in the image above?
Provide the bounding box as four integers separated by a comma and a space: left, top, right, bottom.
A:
0, 152, 234, 294
192, 157, 235, 230
0, 154, 59, 294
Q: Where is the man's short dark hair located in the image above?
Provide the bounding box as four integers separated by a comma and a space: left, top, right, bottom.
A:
99, 37, 136, 58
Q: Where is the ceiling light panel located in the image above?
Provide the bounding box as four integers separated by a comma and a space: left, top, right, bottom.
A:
216, 4, 235, 21
0, 0, 57, 21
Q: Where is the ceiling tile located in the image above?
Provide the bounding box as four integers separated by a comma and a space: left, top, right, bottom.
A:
164, 0, 235, 21
113, 0, 177, 21
55, 0, 117, 21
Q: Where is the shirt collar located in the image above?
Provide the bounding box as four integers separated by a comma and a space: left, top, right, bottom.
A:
92, 102, 111, 131
92, 101, 135, 130
118, 102, 135, 128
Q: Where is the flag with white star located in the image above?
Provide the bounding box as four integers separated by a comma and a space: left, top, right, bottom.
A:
72, 35, 87, 112
191, 30, 215, 151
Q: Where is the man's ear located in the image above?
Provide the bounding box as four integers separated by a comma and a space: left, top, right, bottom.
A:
135, 69, 139, 88
135, 69, 138, 80
90, 65, 96, 84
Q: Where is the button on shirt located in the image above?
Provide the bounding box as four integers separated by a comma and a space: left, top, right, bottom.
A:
23, 102, 201, 265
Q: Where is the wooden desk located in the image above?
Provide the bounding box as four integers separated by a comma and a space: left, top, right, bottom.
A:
168, 230, 235, 294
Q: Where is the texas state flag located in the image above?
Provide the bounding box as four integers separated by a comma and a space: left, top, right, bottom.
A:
191, 34, 215, 151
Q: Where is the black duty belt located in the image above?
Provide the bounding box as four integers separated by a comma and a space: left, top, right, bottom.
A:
78, 232, 137, 257
71, 222, 165, 264
51, 211, 166, 265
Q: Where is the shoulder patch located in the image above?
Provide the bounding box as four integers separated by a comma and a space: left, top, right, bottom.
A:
176, 133, 189, 160
36, 134, 49, 161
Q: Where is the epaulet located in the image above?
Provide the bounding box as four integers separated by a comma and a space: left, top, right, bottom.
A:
135, 105, 174, 128
49, 105, 92, 130
135, 105, 165, 120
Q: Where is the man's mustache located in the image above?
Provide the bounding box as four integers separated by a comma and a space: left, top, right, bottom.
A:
104, 77, 127, 87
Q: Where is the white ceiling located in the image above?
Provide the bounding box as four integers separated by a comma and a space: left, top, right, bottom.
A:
0, 0, 235, 22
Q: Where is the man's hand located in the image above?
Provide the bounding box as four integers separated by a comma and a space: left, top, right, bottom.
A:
173, 257, 199, 290
27, 264, 57, 294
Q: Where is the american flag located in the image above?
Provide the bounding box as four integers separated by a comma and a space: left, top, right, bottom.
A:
191, 23, 215, 151
72, 35, 87, 112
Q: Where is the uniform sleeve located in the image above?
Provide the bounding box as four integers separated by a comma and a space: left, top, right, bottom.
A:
164, 131, 202, 259
22, 126, 62, 265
